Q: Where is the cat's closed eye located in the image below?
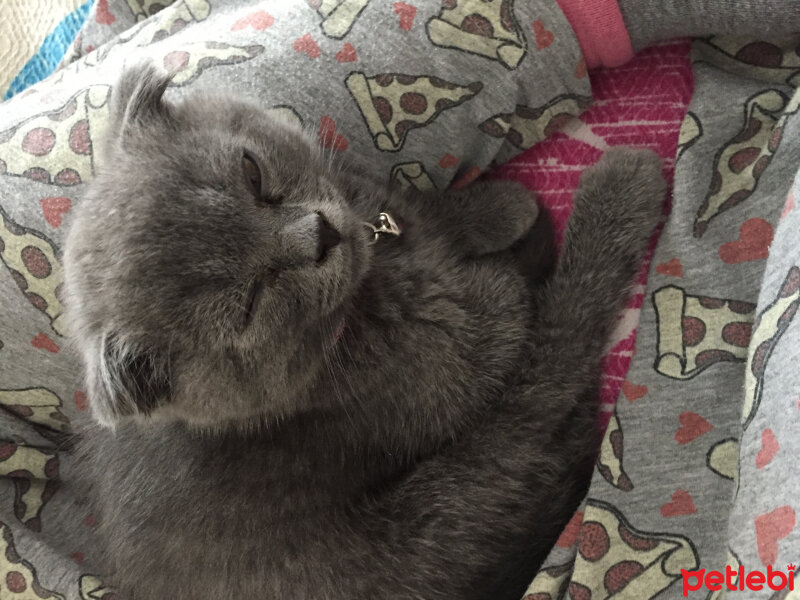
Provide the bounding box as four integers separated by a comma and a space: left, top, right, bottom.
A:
242, 151, 262, 196
241, 269, 280, 331
242, 276, 265, 330
242, 150, 282, 205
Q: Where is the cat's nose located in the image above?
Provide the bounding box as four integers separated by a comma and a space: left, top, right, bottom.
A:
316, 212, 340, 262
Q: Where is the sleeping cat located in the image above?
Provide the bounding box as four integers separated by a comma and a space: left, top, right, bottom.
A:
63, 63, 665, 600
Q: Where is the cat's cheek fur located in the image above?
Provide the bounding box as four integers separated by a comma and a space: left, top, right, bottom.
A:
165, 352, 311, 429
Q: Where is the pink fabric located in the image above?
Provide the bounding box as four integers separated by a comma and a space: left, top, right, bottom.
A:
556, 0, 635, 68
490, 41, 693, 429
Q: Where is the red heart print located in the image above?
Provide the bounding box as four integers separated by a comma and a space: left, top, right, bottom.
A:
556, 510, 583, 548
532, 20, 554, 50
656, 258, 683, 278
74, 391, 88, 411
675, 411, 712, 445
40, 197, 72, 228
95, 0, 115, 25
660, 489, 696, 517
394, 2, 417, 31
439, 154, 459, 169
319, 116, 348, 151
31, 333, 59, 353
293, 34, 320, 59
755, 505, 796, 566
621, 381, 647, 402
756, 428, 779, 469
718, 218, 774, 264
232, 11, 274, 31
335, 43, 357, 63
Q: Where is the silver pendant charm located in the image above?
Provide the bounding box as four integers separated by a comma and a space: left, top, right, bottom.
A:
363, 212, 402, 244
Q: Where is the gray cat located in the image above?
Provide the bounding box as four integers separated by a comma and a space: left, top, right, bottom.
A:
63, 64, 665, 600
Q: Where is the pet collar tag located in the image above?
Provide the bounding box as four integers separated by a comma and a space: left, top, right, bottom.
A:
364, 212, 402, 244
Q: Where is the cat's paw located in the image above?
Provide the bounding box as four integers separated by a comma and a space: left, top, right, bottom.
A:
486, 180, 540, 247
448, 180, 539, 256
572, 147, 665, 250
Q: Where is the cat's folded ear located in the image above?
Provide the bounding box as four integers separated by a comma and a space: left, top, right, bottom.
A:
84, 333, 172, 427
111, 62, 174, 141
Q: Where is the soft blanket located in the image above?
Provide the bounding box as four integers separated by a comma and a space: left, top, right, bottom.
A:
0, 0, 92, 99
0, 2, 798, 599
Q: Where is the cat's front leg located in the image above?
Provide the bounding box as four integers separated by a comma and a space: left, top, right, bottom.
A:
428, 180, 541, 257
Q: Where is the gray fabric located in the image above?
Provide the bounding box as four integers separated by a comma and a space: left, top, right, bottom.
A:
618, 1, 800, 51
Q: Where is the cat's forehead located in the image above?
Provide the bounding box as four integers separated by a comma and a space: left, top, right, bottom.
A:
180, 96, 313, 151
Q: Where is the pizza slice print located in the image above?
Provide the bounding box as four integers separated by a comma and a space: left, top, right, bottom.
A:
0, 521, 64, 599
0, 206, 67, 337
62, 0, 213, 72
0, 389, 70, 439
597, 411, 633, 491
346, 72, 482, 152
521, 560, 573, 599
742, 266, 800, 429
694, 89, 799, 237
0, 443, 59, 532
568, 499, 698, 599
479, 95, 592, 151
391, 162, 436, 191
706, 438, 739, 481
265, 106, 303, 131
127, 0, 173, 21
653, 285, 755, 380
159, 42, 264, 87
696, 36, 800, 86
427, 0, 527, 69
128, 0, 212, 45
307, 0, 370, 39
676, 112, 702, 162
0, 85, 111, 186
79, 575, 116, 600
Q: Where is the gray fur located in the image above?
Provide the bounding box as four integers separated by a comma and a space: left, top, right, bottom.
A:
62, 64, 666, 600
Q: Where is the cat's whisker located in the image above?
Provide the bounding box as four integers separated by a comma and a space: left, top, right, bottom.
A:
320, 315, 358, 433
